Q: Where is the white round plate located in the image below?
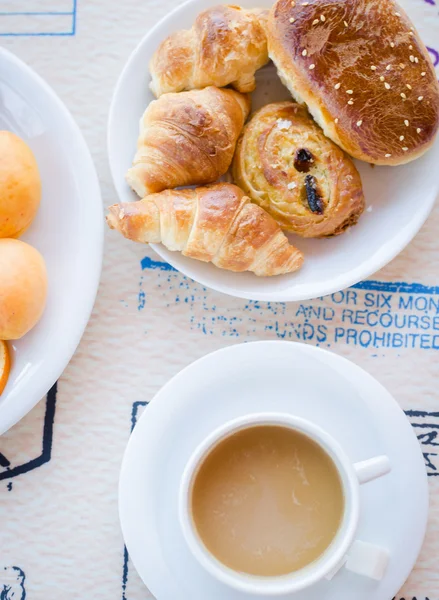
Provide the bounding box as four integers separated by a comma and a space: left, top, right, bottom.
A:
108, 0, 439, 302
0, 48, 103, 435
119, 341, 428, 600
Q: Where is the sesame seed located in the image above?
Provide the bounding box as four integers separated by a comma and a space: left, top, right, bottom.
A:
302, 49, 307, 56
385, 153, 392, 157
370, 65, 377, 71
320, 14, 326, 21
399, 135, 405, 141
399, 63, 406, 69
289, 17, 295, 22
346, 89, 353, 94
344, 20, 348, 27
380, 76, 385, 81
347, 99, 354, 105
309, 64, 315, 70
334, 82, 341, 89
402, 147, 408, 151
312, 18, 319, 25
302, 2, 309, 4
384, 82, 391, 89
386, 65, 392, 70
409, 45, 413, 50
414, 57, 419, 63
356, 120, 363, 126
409, 55, 415, 63
404, 119, 409, 126
406, 84, 412, 90
417, 128, 421, 133
390, 42, 395, 48
421, 72, 426, 76
335, 118, 339, 123
291, 0, 295, 5
409, 31, 414, 35
395, 11, 401, 16
418, 96, 424, 101
401, 93, 407, 99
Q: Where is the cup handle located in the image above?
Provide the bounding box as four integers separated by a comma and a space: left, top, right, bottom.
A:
325, 456, 391, 582
354, 455, 391, 484
346, 456, 391, 580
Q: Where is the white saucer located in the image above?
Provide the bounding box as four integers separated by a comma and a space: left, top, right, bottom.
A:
119, 342, 428, 600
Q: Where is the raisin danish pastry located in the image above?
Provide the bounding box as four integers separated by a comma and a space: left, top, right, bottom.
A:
107, 184, 303, 276
127, 87, 250, 198
150, 5, 269, 96
232, 102, 365, 237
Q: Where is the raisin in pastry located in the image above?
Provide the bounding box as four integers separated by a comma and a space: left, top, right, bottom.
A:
232, 102, 365, 237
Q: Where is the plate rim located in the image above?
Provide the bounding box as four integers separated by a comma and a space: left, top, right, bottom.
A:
107, 0, 439, 302
0, 47, 104, 435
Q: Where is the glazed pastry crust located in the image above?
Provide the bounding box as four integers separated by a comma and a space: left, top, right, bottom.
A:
150, 5, 269, 96
126, 87, 250, 198
107, 184, 304, 276
267, 0, 439, 165
232, 102, 365, 237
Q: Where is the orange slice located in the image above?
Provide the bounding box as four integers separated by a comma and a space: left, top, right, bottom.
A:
0, 340, 11, 395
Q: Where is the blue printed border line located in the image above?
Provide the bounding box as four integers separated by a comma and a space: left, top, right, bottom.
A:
140, 256, 439, 297
0, 382, 57, 482
0, 566, 26, 600
121, 401, 148, 600
0, 0, 77, 37
353, 280, 439, 295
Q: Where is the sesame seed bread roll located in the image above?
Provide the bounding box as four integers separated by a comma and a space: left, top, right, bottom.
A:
267, 0, 439, 165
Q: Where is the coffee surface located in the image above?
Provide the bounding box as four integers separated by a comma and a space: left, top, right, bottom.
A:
191, 425, 344, 576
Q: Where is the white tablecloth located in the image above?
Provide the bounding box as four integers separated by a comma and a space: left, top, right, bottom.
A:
1, 0, 439, 597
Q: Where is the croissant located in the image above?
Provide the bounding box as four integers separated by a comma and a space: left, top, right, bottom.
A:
149, 5, 269, 97
126, 87, 250, 198
233, 102, 365, 237
107, 184, 304, 277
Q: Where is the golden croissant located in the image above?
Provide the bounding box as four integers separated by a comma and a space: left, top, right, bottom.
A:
107, 184, 304, 277
126, 87, 250, 198
149, 5, 269, 97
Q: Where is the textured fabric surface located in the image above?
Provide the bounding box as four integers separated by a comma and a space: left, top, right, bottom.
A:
0, 1, 439, 598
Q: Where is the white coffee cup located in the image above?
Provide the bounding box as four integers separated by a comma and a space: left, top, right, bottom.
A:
179, 413, 391, 596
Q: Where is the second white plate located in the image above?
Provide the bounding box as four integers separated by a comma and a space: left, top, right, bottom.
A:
108, 0, 439, 301
0, 49, 103, 434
